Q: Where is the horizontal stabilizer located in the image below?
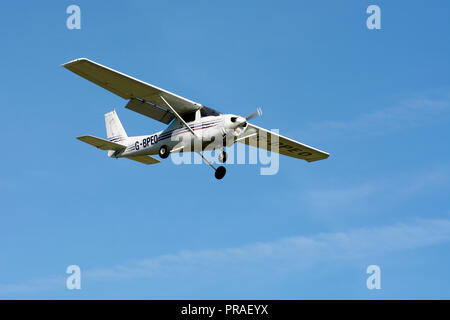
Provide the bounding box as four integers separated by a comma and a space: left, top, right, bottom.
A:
125, 155, 160, 165
77, 135, 126, 151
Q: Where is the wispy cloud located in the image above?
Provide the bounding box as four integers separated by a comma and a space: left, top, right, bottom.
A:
0, 276, 63, 296
303, 168, 449, 214
2, 218, 450, 296
307, 93, 450, 138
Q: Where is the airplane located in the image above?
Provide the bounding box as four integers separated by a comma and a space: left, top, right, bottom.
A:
63, 58, 329, 179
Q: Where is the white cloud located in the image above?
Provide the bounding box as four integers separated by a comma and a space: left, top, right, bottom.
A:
302, 168, 449, 215
308, 94, 450, 138
0, 276, 63, 295
2, 218, 450, 296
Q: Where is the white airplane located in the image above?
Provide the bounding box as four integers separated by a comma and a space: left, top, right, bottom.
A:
63, 58, 329, 179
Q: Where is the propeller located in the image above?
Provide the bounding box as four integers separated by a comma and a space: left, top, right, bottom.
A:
230, 107, 262, 126
245, 107, 262, 121
229, 108, 262, 136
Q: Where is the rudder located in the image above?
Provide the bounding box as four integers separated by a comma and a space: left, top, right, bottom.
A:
105, 109, 128, 142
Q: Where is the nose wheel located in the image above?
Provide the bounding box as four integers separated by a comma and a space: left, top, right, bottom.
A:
196, 151, 227, 180
214, 166, 226, 179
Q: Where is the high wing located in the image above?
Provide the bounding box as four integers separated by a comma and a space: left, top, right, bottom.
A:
63, 58, 202, 123
77, 135, 126, 151
236, 123, 329, 162
124, 98, 174, 124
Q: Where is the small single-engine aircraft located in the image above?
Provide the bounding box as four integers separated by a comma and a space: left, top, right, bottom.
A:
63, 58, 329, 179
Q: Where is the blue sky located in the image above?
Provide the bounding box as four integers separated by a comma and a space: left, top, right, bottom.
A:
0, 0, 449, 299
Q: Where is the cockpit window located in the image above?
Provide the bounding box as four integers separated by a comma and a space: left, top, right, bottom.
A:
200, 106, 221, 117
181, 111, 197, 123
167, 117, 176, 128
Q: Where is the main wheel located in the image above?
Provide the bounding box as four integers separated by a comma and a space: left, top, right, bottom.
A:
214, 166, 226, 180
159, 145, 170, 159
218, 151, 228, 163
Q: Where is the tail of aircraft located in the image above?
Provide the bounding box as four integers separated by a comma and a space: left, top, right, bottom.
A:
77, 109, 160, 165
105, 109, 128, 157
105, 109, 128, 140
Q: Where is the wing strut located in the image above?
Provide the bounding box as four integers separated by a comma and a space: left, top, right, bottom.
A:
195, 151, 216, 170
159, 95, 225, 179
159, 95, 198, 138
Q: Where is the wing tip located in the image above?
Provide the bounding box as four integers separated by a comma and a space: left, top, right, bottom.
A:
306, 153, 330, 162
61, 57, 90, 68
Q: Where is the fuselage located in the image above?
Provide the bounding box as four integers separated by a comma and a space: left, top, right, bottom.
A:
110, 114, 244, 159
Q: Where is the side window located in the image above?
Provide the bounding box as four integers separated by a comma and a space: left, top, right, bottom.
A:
181, 112, 196, 123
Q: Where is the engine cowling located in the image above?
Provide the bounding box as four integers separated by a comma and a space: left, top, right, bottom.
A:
223, 115, 248, 137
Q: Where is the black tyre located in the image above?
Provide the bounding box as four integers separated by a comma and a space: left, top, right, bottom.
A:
214, 166, 226, 180
159, 145, 170, 159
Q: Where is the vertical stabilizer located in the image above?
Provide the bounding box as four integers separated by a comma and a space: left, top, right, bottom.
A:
105, 109, 128, 157
105, 109, 128, 141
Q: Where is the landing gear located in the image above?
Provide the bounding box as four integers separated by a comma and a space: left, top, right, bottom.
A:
196, 151, 227, 180
218, 151, 227, 163
159, 145, 170, 159
218, 136, 229, 163
214, 166, 226, 180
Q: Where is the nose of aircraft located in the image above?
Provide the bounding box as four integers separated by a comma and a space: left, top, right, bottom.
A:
225, 114, 247, 129
224, 108, 262, 130
227, 115, 246, 129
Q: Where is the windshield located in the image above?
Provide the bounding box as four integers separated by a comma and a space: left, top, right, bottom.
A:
200, 106, 221, 117
167, 117, 176, 129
